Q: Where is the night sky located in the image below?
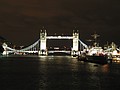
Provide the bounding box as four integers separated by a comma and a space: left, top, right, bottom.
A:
0, 0, 120, 47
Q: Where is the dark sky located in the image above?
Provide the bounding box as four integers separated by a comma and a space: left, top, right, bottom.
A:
0, 0, 120, 47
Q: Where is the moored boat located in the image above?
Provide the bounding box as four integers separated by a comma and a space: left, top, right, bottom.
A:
78, 33, 112, 64
78, 47, 111, 64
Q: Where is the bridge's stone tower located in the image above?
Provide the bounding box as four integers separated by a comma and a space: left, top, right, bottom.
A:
39, 30, 47, 55
2, 43, 8, 55
71, 30, 79, 56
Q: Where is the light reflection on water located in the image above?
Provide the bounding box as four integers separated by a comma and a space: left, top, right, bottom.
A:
0, 55, 120, 90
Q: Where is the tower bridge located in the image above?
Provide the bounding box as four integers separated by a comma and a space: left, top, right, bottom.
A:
2, 29, 88, 56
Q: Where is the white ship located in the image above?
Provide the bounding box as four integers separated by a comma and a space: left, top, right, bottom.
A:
78, 33, 112, 64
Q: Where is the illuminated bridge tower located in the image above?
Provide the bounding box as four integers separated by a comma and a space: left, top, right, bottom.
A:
71, 30, 79, 56
39, 29, 47, 55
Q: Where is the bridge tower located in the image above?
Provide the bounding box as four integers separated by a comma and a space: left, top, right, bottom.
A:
71, 30, 79, 56
2, 43, 8, 55
39, 29, 47, 55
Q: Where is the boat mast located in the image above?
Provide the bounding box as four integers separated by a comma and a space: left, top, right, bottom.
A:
91, 33, 100, 47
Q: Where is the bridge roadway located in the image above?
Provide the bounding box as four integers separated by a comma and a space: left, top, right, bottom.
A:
4, 51, 38, 54
5, 50, 72, 54
48, 50, 71, 53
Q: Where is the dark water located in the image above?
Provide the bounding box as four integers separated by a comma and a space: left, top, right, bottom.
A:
0, 55, 120, 90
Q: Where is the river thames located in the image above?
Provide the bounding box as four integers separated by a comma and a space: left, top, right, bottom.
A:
0, 55, 120, 90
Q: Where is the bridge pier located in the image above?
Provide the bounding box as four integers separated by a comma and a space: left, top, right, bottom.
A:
71, 30, 79, 56
39, 29, 47, 55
